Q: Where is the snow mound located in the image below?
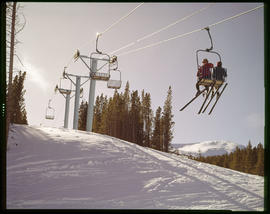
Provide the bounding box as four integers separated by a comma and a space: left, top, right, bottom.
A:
173, 141, 245, 157
7, 124, 264, 210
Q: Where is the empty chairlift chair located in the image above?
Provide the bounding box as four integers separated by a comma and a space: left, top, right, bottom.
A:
45, 100, 55, 120
107, 69, 122, 89
89, 52, 111, 81
57, 74, 72, 95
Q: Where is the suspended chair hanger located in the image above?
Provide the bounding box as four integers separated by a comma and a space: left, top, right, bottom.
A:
196, 27, 221, 69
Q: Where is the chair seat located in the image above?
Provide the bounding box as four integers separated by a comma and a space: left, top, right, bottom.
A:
90, 72, 110, 81
45, 115, 54, 120
199, 79, 224, 87
58, 88, 71, 94
107, 80, 121, 89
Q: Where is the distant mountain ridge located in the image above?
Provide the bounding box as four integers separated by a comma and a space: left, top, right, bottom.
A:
171, 141, 245, 157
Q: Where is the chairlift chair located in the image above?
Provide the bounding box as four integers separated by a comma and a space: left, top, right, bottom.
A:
179, 27, 228, 114
107, 69, 122, 89
196, 50, 224, 89
89, 52, 111, 81
88, 33, 111, 81
196, 27, 227, 89
57, 77, 72, 95
45, 100, 55, 120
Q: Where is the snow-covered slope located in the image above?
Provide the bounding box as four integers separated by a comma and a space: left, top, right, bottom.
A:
7, 124, 264, 210
172, 141, 245, 157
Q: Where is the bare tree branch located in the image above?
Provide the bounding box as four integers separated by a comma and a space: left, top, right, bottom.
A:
14, 54, 24, 67
14, 39, 22, 45
15, 14, 26, 35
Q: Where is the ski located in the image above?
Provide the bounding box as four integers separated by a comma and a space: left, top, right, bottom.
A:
179, 88, 207, 111
202, 84, 223, 113
208, 83, 228, 115
198, 82, 216, 114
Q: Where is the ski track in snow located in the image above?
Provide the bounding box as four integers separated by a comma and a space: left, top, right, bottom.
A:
6, 124, 264, 210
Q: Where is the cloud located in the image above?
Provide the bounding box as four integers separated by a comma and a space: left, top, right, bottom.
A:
22, 61, 49, 92
246, 113, 264, 129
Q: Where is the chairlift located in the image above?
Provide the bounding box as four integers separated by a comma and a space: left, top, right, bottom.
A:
180, 27, 228, 115
196, 27, 226, 89
89, 34, 111, 81
107, 69, 122, 89
45, 99, 55, 120
57, 76, 72, 95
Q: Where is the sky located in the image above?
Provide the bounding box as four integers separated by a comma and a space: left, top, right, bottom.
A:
11, 2, 264, 146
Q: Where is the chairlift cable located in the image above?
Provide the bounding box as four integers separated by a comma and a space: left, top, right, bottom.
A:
79, 3, 144, 51
138, 3, 214, 42
208, 4, 264, 28
100, 2, 144, 36
65, 3, 144, 68
117, 4, 263, 57
110, 3, 214, 55
118, 28, 202, 56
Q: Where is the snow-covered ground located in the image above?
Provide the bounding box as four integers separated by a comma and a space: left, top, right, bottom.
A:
172, 141, 245, 157
7, 124, 264, 210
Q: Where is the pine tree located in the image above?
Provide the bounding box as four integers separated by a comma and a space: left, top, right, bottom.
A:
130, 90, 143, 145
78, 100, 87, 131
106, 97, 114, 136
122, 82, 131, 141
244, 140, 253, 173
255, 143, 264, 176
223, 153, 229, 168
123, 81, 130, 111
118, 93, 126, 139
10, 71, 28, 124
141, 91, 153, 148
110, 90, 124, 138
93, 94, 105, 133
99, 95, 109, 135
230, 146, 242, 171
161, 86, 174, 153
151, 106, 162, 151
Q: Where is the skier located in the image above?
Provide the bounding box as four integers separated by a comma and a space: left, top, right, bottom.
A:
196, 58, 213, 96
213, 61, 227, 81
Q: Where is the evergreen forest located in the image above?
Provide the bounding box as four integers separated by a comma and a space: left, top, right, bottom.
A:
9, 71, 28, 125
191, 141, 264, 176
78, 82, 174, 152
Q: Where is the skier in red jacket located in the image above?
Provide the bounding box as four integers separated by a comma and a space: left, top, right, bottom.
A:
196, 58, 213, 96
